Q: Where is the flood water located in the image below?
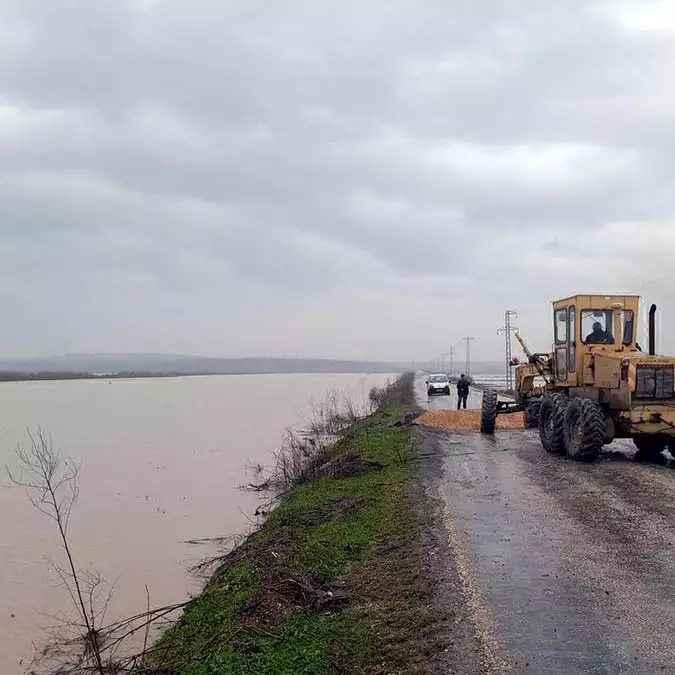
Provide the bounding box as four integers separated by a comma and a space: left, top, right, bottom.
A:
0, 372, 396, 673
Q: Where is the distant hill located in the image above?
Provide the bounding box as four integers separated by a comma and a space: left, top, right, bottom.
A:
0, 354, 406, 376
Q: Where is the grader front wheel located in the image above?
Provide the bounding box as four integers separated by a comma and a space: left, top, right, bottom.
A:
563, 398, 604, 463
539, 394, 568, 454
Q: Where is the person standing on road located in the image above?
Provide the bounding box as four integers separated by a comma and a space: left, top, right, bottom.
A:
457, 374, 469, 410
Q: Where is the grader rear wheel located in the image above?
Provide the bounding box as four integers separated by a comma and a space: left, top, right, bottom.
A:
480, 389, 498, 434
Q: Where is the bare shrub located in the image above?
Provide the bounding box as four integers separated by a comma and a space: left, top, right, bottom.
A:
368, 384, 388, 410
375, 372, 416, 408
249, 387, 364, 492
6, 429, 187, 674
6, 429, 108, 674
342, 395, 360, 425
269, 428, 328, 488
259, 376, 413, 491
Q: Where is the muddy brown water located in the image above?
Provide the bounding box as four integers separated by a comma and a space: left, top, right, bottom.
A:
0, 373, 396, 673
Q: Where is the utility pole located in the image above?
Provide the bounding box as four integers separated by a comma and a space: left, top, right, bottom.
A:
448, 346, 455, 376
462, 337, 475, 377
498, 310, 518, 391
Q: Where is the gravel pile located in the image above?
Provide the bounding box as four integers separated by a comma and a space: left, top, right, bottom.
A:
416, 409, 525, 431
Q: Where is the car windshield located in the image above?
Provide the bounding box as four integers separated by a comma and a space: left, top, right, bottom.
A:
429, 375, 448, 383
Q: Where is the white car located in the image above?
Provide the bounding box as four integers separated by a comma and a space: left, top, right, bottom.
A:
427, 374, 451, 396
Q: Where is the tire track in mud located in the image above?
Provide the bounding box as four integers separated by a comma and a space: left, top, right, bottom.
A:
436, 431, 619, 674
519, 446, 675, 580
514, 440, 675, 672
434, 427, 675, 673
417, 426, 507, 675
438, 494, 512, 675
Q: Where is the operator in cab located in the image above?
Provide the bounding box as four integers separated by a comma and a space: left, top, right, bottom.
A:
585, 321, 615, 345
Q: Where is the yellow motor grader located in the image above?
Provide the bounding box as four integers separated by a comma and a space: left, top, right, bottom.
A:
480, 295, 675, 462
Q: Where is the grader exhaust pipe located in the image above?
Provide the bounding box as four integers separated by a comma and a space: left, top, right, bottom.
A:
649, 304, 657, 356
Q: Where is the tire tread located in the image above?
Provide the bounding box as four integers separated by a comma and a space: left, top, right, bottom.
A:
539, 394, 568, 454
480, 389, 498, 434
564, 398, 604, 462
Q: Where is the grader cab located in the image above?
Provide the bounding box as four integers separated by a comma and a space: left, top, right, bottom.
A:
480, 295, 675, 462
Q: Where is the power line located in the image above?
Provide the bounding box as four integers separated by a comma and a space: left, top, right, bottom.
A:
498, 310, 518, 391
439, 347, 456, 375
462, 336, 475, 377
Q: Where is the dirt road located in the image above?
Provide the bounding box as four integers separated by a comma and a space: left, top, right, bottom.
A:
416, 374, 675, 674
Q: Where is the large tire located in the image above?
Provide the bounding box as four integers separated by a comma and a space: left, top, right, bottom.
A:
563, 398, 604, 462
539, 394, 568, 454
480, 389, 498, 434
525, 400, 542, 429
633, 435, 667, 463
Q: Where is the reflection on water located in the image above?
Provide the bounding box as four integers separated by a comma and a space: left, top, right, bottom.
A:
0, 372, 395, 673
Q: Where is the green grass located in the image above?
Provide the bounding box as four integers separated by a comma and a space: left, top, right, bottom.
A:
181, 613, 368, 675
147, 380, 442, 674
147, 563, 263, 665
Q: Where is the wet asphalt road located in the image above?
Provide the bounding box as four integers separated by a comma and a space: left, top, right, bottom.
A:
416, 374, 675, 675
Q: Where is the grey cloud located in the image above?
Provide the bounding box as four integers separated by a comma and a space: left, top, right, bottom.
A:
2, 0, 675, 360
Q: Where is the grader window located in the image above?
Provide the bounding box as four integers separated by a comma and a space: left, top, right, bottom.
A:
555, 308, 568, 344
622, 310, 634, 345
581, 310, 615, 344
556, 348, 568, 380
569, 306, 576, 372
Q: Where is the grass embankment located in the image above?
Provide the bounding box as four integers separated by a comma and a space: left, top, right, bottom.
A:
148, 373, 446, 674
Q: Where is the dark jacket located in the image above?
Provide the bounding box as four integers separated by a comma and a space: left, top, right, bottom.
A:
585, 329, 614, 345
457, 378, 470, 395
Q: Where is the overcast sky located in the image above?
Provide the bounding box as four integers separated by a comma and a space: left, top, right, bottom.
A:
2, 0, 675, 362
